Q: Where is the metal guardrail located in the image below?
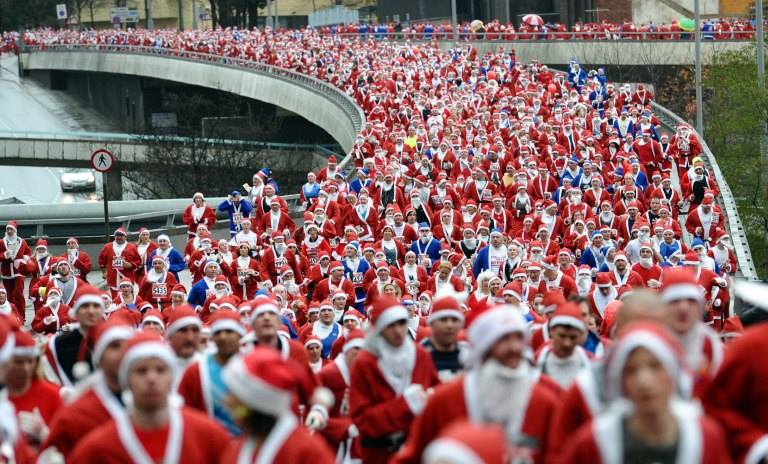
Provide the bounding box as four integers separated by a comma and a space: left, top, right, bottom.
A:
22, 44, 365, 145
0, 129, 339, 153
324, 30, 757, 42
651, 101, 759, 281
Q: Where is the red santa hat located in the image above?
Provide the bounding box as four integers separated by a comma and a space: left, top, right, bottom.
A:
222, 347, 297, 416
113, 227, 128, 237
93, 316, 135, 365
118, 332, 178, 388
68, 284, 105, 319
5, 221, 17, 232
369, 296, 409, 334
342, 309, 363, 324
577, 264, 592, 276
465, 305, 527, 366
550, 302, 586, 332
165, 307, 202, 338
327, 155, 337, 165
343, 328, 366, 354
613, 252, 629, 263
307, 305, 320, 316
34, 238, 48, 250
423, 421, 507, 464
329, 261, 344, 273
249, 296, 280, 323
119, 278, 134, 288
596, 272, 613, 288
427, 296, 464, 325
304, 335, 323, 349
541, 255, 558, 271
217, 296, 239, 312
12, 330, 38, 358
660, 267, 704, 304
605, 322, 690, 400
541, 290, 566, 315
210, 310, 245, 337
501, 281, 524, 301
214, 274, 231, 289
141, 309, 165, 331
170, 284, 187, 297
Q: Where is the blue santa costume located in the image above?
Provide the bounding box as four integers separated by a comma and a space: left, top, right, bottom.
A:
579, 233, 611, 270
217, 191, 253, 237
187, 261, 220, 308
342, 242, 371, 311
410, 223, 441, 270
472, 229, 507, 277
146, 237, 186, 280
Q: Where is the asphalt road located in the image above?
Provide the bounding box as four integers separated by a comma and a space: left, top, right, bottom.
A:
0, 55, 106, 204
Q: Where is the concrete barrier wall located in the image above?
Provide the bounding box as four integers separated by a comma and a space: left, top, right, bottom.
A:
22, 51, 360, 153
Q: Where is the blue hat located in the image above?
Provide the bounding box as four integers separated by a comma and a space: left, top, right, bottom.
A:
345, 240, 360, 251
231, 190, 241, 196
591, 231, 603, 239
418, 222, 430, 230
569, 155, 580, 163
691, 237, 706, 249
359, 168, 369, 175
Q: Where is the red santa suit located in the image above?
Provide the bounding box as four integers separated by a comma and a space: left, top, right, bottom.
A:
350, 313, 440, 464
97, 240, 141, 294
138, 269, 178, 309
562, 401, 730, 464
69, 407, 231, 463
221, 414, 336, 464
31, 299, 71, 334
394, 368, 558, 464
182, 202, 217, 238
704, 318, 768, 463
685, 204, 722, 243
42, 377, 127, 456
59, 248, 93, 278
0, 232, 31, 320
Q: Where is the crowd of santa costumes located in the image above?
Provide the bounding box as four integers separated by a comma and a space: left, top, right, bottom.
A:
0, 26, 759, 463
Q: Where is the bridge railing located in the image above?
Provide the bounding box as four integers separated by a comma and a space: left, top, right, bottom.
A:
323, 30, 756, 42
651, 102, 759, 281
22, 44, 365, 152
0, 129, 339, 153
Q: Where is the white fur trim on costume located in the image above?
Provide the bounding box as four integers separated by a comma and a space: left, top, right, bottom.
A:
0, 332, 14, 364
466, 305, 526, 366
423, 438, 483, 464
211, 319, 245, 337
249, 302, 280, 323
661, 283, 704, 304
92, 326, 134, 365
141, 316, 165, 329
745, 435, 768, 464
427, 309, 465, 325
118, 342, 177, 388
68, 294, 103, 319
165, 316, 202, 337
343, 337, 365, 354
549, 315, 586, 332
374, 305, 409, 332
223, 355, 292, 416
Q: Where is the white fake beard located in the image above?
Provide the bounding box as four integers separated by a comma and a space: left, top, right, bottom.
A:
476, 359, 531, 424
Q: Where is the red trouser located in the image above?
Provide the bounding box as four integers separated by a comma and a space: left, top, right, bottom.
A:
3, 277, 26, 322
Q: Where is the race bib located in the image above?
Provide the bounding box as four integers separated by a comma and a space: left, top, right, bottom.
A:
442, 161, 452, 170
329, 238, 339, 247
419, 253, 431, 267
431, 195, 444, 207
72, 268, 81, 276
112, 256, 124, 270
351, 272, 364, 284
274, 257, 286, 268
237, 269, 250, 278
151, 283, 168, 298
232, 213, 244, 224
481, 189, 493, 201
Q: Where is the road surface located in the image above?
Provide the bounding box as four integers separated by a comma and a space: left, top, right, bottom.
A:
0, 55, 112, 204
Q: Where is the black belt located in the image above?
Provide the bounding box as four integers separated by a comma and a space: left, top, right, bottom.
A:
361, 436, 406, 452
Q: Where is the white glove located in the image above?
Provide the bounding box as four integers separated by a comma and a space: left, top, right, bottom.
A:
304, 404, 329, 431
18, 408, 49, 442
43, 316, 56, 325
37, 447, 65, 464
403, 384, 427, 415
347, 423, 359, 438
714, 298, 722, 307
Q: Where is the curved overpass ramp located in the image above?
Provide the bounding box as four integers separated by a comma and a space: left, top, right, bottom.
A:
20, 46, 364, 154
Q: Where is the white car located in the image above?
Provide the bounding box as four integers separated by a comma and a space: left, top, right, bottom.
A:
60, 169, 96, 192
